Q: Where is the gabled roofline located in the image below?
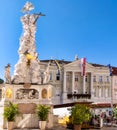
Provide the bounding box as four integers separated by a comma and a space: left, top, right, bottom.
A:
40, 59, 117, 75
40, 59, 71, 64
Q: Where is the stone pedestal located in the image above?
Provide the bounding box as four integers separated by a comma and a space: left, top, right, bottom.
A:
0, 84, 53, 129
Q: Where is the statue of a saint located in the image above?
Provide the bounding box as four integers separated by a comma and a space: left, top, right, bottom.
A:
43, 62, 51, 84
4, 64, 11, 84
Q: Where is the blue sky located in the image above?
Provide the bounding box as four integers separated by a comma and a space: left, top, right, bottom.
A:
0, 0, 117, 79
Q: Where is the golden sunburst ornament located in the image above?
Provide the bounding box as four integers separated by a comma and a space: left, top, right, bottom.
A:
26, 53, 36, 60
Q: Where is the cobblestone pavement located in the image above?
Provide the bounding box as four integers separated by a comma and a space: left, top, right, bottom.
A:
50, 125, 117, 130
90, 126, 117, 130
3, 126, 117, 130
47, 125, 66, 130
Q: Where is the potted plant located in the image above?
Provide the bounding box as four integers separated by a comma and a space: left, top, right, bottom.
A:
35, 104, 50, 130
70, 104, 91, 130
3, 101, 19, 130
114, 106, 117, 119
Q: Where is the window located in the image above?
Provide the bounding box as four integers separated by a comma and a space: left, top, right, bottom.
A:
105, 87, 109, 97
85, 76, 88, 82
106, 76, 109, 82
99, 86, 101, 97
75, 74, 78, 82
50, 73, 52, 80
93, 75, 96, 82
115, 80, 117, 85
115, 91, 117, 99
66, 74, 70, 81
94, 88, 96, 97
95, 86, 99, 97
101, 86, 104, 97
99, 76, 103, 82
56, 73, 60, 80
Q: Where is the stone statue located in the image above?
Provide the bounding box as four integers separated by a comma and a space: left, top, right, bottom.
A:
4, 64, 11, 84
74, 54, 78, 60
43, 62, 51, 84
28, 90, 34, 99
21, 1, 34, 13
16, 90, 23, 99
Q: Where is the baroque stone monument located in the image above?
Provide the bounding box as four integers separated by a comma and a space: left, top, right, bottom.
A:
0, 1, 53, 129
12, 1, 44, 85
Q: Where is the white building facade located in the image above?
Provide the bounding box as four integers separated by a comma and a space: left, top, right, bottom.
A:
39, 59, 115, 111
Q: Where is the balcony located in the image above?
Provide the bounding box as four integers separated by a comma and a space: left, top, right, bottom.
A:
67, 93, 91, 99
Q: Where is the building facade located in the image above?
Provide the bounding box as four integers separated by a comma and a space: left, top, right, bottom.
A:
39, 58, 117, 110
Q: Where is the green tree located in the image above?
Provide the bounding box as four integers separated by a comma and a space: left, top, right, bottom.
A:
114, 107, 117, 119
70, 104, 91, 125
0, 78, 4, 84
